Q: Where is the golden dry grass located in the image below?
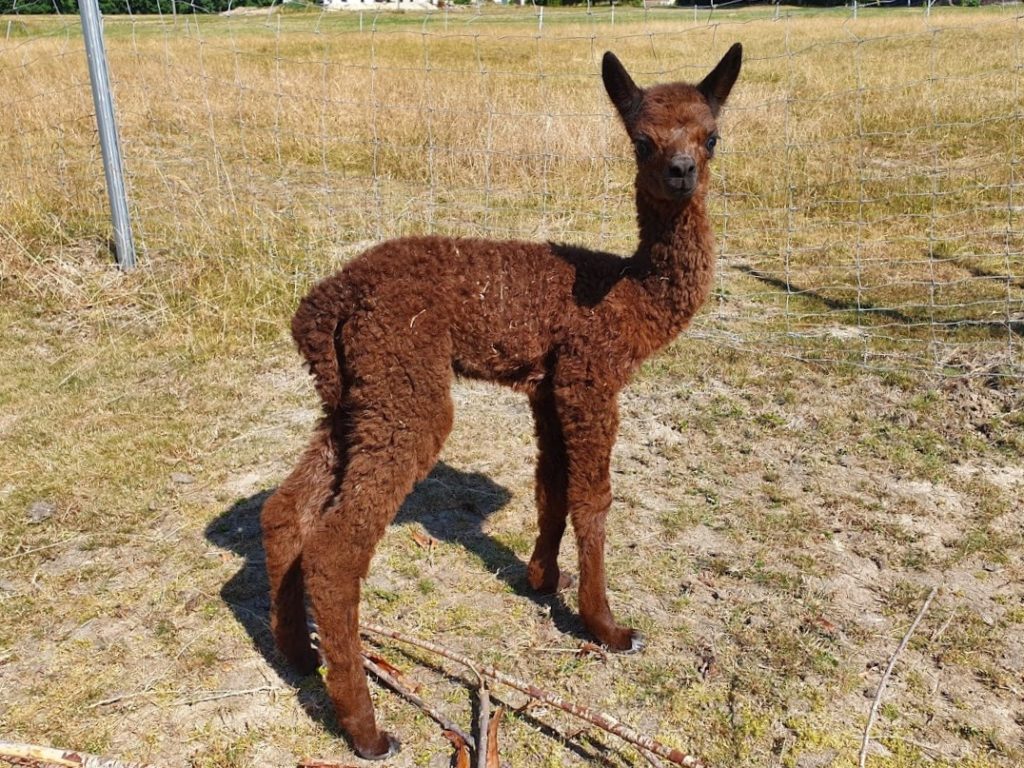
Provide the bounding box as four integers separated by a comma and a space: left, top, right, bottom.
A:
2, 6, 1021, 374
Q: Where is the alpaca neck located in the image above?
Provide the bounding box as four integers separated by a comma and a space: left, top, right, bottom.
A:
630, 191, 716, 344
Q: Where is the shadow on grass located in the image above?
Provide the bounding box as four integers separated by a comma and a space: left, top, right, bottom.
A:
204, 461, 590, 740
736, 264, 1024, 337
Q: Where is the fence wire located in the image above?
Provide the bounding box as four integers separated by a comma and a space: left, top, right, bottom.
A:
2, 2, 1021, 381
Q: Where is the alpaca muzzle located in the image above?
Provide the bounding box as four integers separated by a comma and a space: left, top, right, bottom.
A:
665, 153, 697, 199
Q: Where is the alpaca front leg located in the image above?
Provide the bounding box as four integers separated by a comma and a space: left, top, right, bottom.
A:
558, 390, 643, 653
570, 485, 643, 653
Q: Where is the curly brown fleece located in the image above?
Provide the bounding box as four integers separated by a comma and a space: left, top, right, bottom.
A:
261, 44, 742, 760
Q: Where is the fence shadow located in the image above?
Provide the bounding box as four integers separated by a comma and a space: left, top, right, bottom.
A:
204, 460, 588, 736
736, 264, 1024, 337
939, 256, 1024, 291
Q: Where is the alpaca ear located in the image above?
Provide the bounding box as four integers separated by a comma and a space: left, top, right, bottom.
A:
697, 42, 743, 117
602, 52, 644, 127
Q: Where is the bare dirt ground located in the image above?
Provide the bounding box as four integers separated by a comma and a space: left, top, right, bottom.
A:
2, 319, 1021, 768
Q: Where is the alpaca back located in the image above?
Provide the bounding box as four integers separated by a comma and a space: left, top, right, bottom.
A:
292, 235, 655, 406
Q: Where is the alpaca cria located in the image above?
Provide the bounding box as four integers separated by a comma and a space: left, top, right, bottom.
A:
261, 44, 742, 759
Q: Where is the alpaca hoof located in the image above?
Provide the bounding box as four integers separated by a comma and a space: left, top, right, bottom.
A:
625, 631, 647, 655
356, 733, 400, 761
603, 630, 646, 655
526, 567, 574, 595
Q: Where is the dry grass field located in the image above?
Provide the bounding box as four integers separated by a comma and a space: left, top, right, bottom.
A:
1, 4, 1022, 768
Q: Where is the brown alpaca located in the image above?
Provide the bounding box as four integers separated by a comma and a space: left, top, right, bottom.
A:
261, 45, 742, 759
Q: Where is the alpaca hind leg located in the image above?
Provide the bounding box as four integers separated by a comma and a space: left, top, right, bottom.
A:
304, 517, 395, 760
261, 424, 337, 674
526, 388, 573, 594
304, 425, 451, 758
304, 339, 454, 759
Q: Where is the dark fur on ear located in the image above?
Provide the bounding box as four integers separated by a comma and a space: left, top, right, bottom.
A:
602, 52, 644, 127
697, 42, 743, 117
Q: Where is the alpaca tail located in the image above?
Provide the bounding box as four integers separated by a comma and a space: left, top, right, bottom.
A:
291, 275, 353, 412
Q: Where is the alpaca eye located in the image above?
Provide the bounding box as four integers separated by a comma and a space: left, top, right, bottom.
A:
705, 135, 719, 153
633, 135, 654, 161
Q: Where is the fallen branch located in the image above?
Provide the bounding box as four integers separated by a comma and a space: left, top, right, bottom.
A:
361, 654, 476, 751
476, 680, 491, 768
361, 622, 703, 767
0, 742, 156, 768
638, 745, 664, 768
859, 585, 939, 768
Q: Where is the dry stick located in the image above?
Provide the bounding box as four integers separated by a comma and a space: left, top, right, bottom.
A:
172, 685, 279, 706
858, 585, 939, 768
89, 689, 159, 709
361, 622, 703, 768
928, 606, 957, 645
476, 679, 491, 768
89, 673, 170, 709
361, 654, 476, 751
0, 742, 157, 768
0, 535, 84, 564
637, 743, 665, 768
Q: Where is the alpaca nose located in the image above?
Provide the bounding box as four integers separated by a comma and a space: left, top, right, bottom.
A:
666, 154, 697, 190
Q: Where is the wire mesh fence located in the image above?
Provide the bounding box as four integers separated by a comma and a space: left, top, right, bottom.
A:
2, 2, 1021, 381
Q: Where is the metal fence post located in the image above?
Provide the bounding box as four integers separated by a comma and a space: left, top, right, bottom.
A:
79, 0, 136, 270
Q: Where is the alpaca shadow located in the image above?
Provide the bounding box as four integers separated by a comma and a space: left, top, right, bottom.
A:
391, 461, 588, 644
205, 462, 588, 731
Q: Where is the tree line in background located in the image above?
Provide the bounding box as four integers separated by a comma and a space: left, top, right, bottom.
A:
1, 0, 272, 12
0, 0, 987, 16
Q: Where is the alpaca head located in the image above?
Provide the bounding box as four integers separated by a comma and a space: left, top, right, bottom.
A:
602, 44, 742, 207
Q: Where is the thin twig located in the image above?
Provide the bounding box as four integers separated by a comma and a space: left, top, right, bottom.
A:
896, 737, 948, 760
475, 680, 491, 768
89, 689, 159, 709
859, 585, 939, 768
172, 685, 279, 706
361, 622, 704, 767
361, 654, 476, 751
0, 742, 157, 768
89, 673, 169, 709
0, 535, 85, 564
928, 607, 956, 645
